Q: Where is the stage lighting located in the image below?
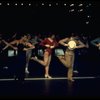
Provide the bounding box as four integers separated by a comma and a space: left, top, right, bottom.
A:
49, 4, 51, 6
86, 21, 89, 24
78, 9, 83, 12
3, 66, 8, 69
70, 4, 74, 7
86, 3, 92, 7
15, 3, 17, 6
64, 3, 66, 6
69, 9, 74, 12
56, 3, 58, 5
42, 3, 44, 6
29, 3, 31, 6
78, 3, 83, 6
88, 3, 92, 6
0, 3, 2, 5
87, 15, 91, 18
7, 3, 10, 5
21, 3, 23, 5
86, 5, 89, 7
80, 9, 83, 11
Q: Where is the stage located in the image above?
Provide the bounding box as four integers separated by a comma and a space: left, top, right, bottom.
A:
0, 76, 100, 99
0, 76, 96, 81
0, 1, 100, 99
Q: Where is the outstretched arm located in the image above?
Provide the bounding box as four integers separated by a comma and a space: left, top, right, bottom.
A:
91, 38, 100, 47
2, 40, 18, 50
76, 40, 86, 49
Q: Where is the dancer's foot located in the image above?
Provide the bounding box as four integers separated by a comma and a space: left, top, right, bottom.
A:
45, 74, 52, 79
68, 78, 74, 82
25, 68, 29, 74
14, 75, 18, 80
73, 70, 79, 74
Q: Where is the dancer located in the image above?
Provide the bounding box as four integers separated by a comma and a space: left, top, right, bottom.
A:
31, 33, 58, 78
91, 36, 100, 49
1, 33, 19, 52
7, 35, 35, 81
25, 34, 42, 74
57, 33, 86, 81
25, 34, 33, 74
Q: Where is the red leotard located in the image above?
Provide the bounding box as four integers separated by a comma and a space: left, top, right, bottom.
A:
40, 38, 58, 55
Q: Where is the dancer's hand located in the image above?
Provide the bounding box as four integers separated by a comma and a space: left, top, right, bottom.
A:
51, 46, 54, 48
45, 44, 50, 48
96, 43, 100, 47
64, 44, 68, 47
23, 48, 28, 51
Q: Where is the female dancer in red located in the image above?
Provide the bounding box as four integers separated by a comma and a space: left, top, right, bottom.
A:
31, 33, 58, 78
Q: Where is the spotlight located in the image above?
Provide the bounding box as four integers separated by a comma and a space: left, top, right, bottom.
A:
42, 3, 44, 6
29, 3, 31, 6
15, 3, 17, 6
78, 9, 83, 12
86, 5, 89, 7
78, 3, 83, 6
72, 9, 74, 12
88, 3, 91, 6
70, 4, 74, 7
86, 3, 92, 7
80, 9, 83, 11
69, 9, 74, 12
49, 4, 51, 6
21, 3, 23, 5
64, 3, 66, 6
87, 15, 91, 18
3, 66, 8, 69
56, 3, 58, 5
86, 21, 89, 24
7, 3, 10, 5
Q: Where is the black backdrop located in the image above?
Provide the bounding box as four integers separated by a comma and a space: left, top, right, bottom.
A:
0, 1, 99, 34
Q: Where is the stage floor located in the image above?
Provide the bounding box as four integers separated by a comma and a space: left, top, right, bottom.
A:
0, 76, 100, 99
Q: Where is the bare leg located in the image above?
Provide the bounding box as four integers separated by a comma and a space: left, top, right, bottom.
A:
25, 50, 32, 73
57, 55, 68, 67
45, 55, 52, 78
31, 51, 52, 78
25, 58, 30, 74
31, 51, 49, 66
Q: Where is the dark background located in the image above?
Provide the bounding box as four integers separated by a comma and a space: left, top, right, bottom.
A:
0, 0, 100, 78
0, 0, 99, 34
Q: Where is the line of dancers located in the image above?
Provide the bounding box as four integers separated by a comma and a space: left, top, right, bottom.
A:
0, 32, 99, 82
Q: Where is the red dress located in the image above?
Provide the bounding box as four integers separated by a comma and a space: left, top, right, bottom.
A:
40, 38, 58, 55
